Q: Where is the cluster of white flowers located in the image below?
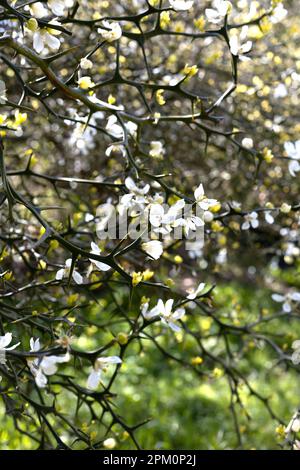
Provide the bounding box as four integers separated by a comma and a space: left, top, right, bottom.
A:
0, 331, 122, 391
29, 1, 75, 18
142, 298, 185, 332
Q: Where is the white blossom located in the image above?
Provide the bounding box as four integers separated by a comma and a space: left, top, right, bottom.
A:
205, 0, 231, 24
272, 292, 300, 313
80, 57, 93, 70
271, 3, 288, 24
186, 282, 206, 300
98, 21, 122, 42
141, 240, 163, 260
241, 137, 254, 149
31, 21, 62, 54
149, 141, 165, 159
89, 242, 111, 271
284, 141, 300, 177
274, 83, 288, 99
285, 411, 300, 434
142, 299, 185, 332
229, 34, 252, 60
0, 333, 20, 364
87, 356, 122, 390
28, 337, 70, 388
48, 0, 75, 16
56, 258, 83, 284
241, 212, 259, 230
194, 184, 218, 211
291, 340, 300, 365
264, 211, 275, 224
169, 0, 194, 11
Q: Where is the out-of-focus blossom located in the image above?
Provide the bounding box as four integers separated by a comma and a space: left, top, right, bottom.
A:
242, 137, 254, 149
284, 141, 300, 177
285, 411, 300, 434
186, 282, 206, 300
291, 340, 300, 365
169, 0, 194, 11
149, 141, 165, 159
271, 3, 288, 24
272, 292, 300, 313
205, 0, 231, 24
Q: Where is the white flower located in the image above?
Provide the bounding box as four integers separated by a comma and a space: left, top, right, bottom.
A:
149, 199, 185, 234
285, 412, 300, 434
105, 115, 137, 140
0, 333, 20, 364
98, 21, 122, 42
48, 0, 74, 16
89, 242, 111, 271
142, 299, 185, 332
272, 292, 300, 313
87, 356, 122, 390
186, 282, 206, 300
103, 438, 117, 449
169, 0, 194, 11
28, 337, 70, 388
32, 21, 62, 54
271, 3, 288, 24
125, 177, 150, 197
142, 240, 163, 260
241, 137, 253, 149
241, 212, 259, 230
284, 141, 300, 177
80, 57, 93, 70
29, 2, 48, 18
205, 0, 231, 24
264, 211, 274, 224
194, 184, 218, 210
273, 83, 287, 99
105, 143, 126, 158
229, 34, 252, 60
173, 211, 204, 236
56, 258, 83, 284
149, 141, 165, 159
291, 340, 300, 365
106, 115, 124, 139
118, 177, 150, 216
